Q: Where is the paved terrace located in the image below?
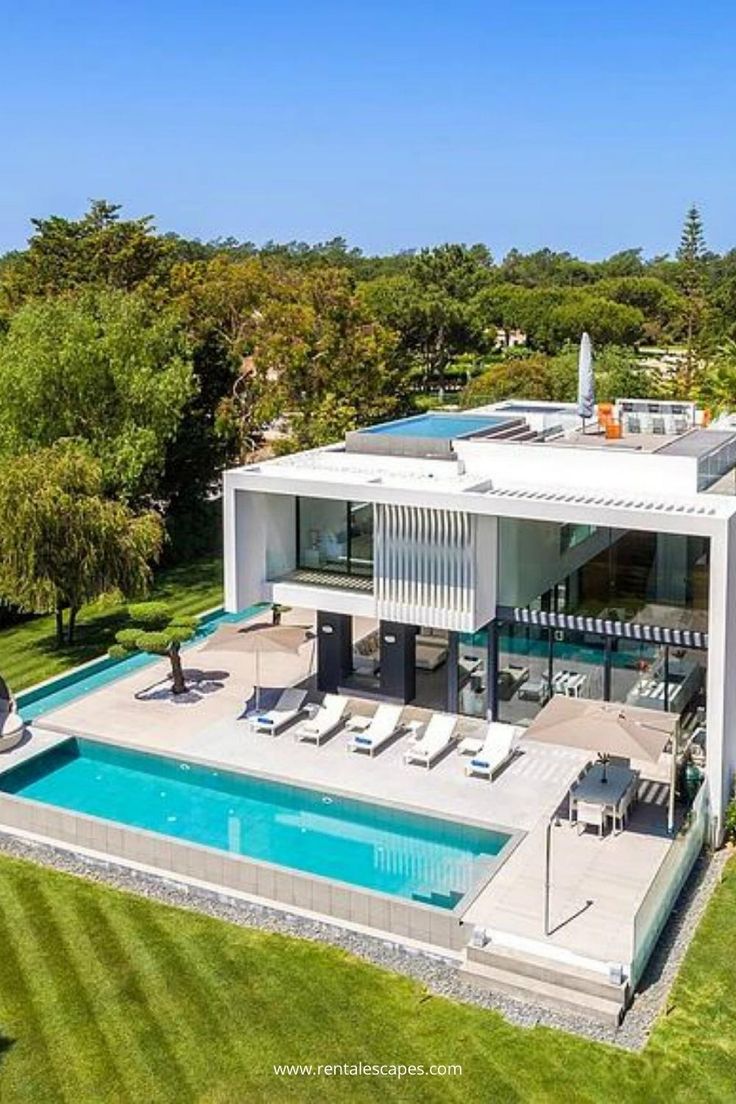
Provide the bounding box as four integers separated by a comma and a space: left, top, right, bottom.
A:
10, 608, 677, 968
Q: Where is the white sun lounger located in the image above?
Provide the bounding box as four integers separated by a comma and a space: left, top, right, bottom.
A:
464, 723, 520, 779
346, 704, 403, 757
404, 713, 458, 768
294, 694, 349, 745
250, 688, 307, 734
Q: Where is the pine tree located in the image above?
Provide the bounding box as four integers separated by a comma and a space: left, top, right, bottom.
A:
676, 205, 707, 392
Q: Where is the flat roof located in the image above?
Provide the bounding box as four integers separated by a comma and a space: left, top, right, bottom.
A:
657, 429, 736, 458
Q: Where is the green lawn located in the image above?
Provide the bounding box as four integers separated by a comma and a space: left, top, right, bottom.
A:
0, 556, 224, 692
0, 854, 734, 1104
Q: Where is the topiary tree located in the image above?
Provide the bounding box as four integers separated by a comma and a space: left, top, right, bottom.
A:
110, 602, 197, 695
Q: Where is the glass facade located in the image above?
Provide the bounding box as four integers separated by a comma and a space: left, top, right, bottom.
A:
498, 519, 709, 634
495, 621, 707, 728
493, 518, 709, 728
458, 629, 489, 718
297, 498, 373, 576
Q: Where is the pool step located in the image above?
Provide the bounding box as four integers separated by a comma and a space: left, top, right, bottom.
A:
460, 944, 628, 1026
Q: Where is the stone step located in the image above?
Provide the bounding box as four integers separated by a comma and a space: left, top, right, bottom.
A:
459, 959, 625, 1026
465, 943, 628, 1003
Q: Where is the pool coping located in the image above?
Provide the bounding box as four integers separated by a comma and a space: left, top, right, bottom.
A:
0, 730, 525, 952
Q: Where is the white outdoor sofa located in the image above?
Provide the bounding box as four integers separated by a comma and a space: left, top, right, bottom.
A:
346, 704, 403, 757
250, 688, 307, 734
464, 722, 521, 780
294, 694, 349, 745
404, 713, 458, 768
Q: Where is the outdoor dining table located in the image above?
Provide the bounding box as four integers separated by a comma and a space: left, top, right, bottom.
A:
568, 763, 639, 834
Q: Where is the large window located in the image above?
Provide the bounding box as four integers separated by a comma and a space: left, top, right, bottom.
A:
494, 621, 706, 727
297, 498, 373, 576
499, 518, 709, 633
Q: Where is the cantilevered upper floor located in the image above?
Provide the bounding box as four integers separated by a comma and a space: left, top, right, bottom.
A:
223, 397, 736, 635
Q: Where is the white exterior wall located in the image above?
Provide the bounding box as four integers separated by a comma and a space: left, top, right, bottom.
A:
497, 519, 613, 607
223, 480, 295, 610
455, 439, 698, 495
704, 517, 736, 837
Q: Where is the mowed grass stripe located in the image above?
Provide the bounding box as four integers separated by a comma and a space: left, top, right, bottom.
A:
50, 882, 170, 1104
9, 872, 129, 1100
2, 853, 736, 1103
104, 897, 223, 1096
130, 907, 273, 1098
0, 890, 66, 1103
70, 889, 196, 1102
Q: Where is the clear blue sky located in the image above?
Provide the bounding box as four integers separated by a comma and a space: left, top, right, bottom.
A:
1, 0, 734, 259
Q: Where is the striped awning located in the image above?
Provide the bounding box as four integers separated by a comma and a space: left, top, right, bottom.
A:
495, 606, 708, 650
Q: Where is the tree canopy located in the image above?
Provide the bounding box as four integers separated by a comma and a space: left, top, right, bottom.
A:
0, 443, 163, 643
0, 200, 175, 316
0, 198, 734, 574
0, 289, 194, 502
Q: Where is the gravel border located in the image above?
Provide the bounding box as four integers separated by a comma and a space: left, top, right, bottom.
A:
0, 830, 727, 1051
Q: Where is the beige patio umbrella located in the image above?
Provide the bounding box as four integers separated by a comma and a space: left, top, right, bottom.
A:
525, 696, 679, 832
202, 622, 311, 709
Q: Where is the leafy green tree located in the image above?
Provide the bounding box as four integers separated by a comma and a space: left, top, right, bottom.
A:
543, 295, 644, 351
363, 245, 493, 389
500, 248, 594, 287
248, 266, 405, 452
110, 602, 197, 695
547, 345, 659, 402
0, 289, 194, 502
475, 286, 643, 353
0, 200, 175, 309
0, 443, 163, 645
461, 345, 658, 409
460, 351, 577, 406
593, 277, 684, 344
676, 205, 708, 390
703, 249, 736, 344
593, 249, 646, 278
170, 256, 269, 467
694, 339, 736, 413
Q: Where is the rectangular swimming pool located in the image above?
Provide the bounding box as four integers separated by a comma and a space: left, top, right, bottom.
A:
0, 739, 511, 909
360, 413, 511, 439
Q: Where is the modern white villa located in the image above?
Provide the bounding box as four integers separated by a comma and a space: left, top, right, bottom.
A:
2, 394, 734, 1029
224, 397, 735, 838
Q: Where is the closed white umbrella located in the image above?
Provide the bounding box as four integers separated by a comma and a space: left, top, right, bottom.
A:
577, 331, 595, 429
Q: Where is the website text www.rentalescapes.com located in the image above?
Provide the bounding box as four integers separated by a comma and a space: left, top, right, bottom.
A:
273, 1060, 463, 1080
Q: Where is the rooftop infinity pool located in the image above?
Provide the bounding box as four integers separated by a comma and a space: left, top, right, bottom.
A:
0, 739, 511, 909
360, 413, 512, 440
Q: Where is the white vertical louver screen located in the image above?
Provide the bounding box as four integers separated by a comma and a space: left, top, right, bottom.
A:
374, 503, 476, 631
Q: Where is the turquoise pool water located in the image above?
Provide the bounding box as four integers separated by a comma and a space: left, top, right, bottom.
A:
361, 413, 510, 439
17, 604, 264, 723
0, 739, 510, 908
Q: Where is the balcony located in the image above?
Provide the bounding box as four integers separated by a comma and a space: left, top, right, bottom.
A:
270, 568, 374, 594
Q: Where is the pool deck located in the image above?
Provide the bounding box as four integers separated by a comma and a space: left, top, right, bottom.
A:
2, 607, 680, 970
